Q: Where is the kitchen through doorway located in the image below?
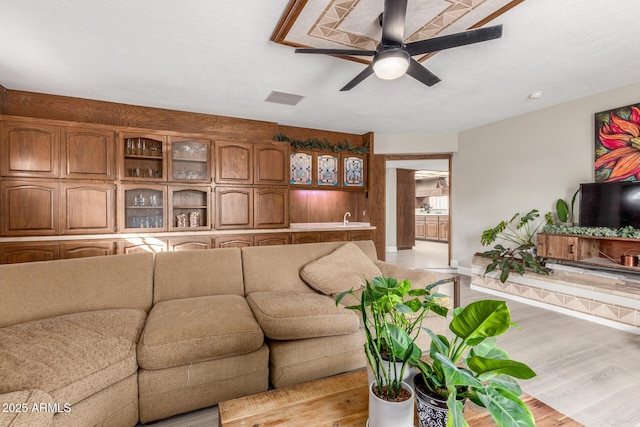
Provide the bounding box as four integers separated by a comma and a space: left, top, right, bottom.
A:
385, 159, 451, 270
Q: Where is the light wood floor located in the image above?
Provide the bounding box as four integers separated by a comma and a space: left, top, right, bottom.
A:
140, 257, 640, 426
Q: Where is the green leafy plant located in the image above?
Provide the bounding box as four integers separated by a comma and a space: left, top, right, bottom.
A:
410, 300, 537, 427
480, 209, 553, 283
336, 276, 447, 400
274, 133, 370, 154
555, 188, 580, 223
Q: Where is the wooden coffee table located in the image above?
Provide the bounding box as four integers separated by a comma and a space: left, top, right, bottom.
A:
218, 369, 582, 426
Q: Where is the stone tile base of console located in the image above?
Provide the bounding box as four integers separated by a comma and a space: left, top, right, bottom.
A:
471, 257, 640, 334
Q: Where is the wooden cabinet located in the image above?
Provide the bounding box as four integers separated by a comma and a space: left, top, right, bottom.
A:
1, 180, 59, 236
169, 136, 211, 183
537, 233, 599, 262
119, 184, 166, 231
342, 154, 367, 189
291, 232, 323, 244
1, 120, 59, 178
60, 241, 116, 259
290, 150, 314, 187
168, 237, 211, 251
349, 230, 375, 241
254, 142, 288, 185
254, 233, 290, 246
120, 132, 167, 181
215, 187, 253, 229
415, 216, 426, 240
425, 218, 439, 240
117, 238, 167, 254
214, 141, 253, 185
213, 235, 253, 248
61, 183, 115, 234
438, 219, 449, 242
321, 231, 349, 242
169, 186, 211, 231
418, 215, 449, 242
0, 243, 60, 264
254, 187, 289, 229
61, 126, 115, 180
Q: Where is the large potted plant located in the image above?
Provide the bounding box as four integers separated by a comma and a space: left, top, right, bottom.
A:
410, 299, 537, 427
480, 209, 552, 282
336, 276, 448, 427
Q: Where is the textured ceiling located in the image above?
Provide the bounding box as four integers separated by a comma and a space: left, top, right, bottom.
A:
1, 0, 640, 135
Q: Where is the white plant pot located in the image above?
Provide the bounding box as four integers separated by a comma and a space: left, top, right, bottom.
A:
367, 380, 414, 427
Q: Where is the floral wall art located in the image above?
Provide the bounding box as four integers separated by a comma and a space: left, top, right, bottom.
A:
595, 102, 640, 182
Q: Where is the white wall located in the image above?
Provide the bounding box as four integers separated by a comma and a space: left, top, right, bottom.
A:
452, 82, 640, 267
375, 133, 458, 154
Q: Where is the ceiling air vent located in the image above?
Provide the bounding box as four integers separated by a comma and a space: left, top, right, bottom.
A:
265, 90, 304, 106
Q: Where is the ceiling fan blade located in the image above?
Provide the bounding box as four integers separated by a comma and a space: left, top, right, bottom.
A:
295, 48, 376, 56
405, 24, 503, 56
406, 59, 441, 87
340, 65, 374, 91
381, 0, 408, 46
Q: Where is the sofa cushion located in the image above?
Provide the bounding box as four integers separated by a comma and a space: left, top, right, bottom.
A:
137, 295, 264, 370
0, 309, 146, 406
0, 390, 54, 427
246, 292, 360, 340
300, 242, 382, 295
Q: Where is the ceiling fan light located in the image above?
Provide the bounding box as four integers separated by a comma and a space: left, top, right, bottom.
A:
373, 50, 410, 80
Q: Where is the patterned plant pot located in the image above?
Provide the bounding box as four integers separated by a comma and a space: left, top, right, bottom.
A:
413, 374, 465, 427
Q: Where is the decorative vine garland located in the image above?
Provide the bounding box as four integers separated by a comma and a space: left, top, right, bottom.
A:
542, 224, 640, 239
274, 133, 370, 154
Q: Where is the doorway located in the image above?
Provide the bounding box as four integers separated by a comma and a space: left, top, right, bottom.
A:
383, 157, 451, 269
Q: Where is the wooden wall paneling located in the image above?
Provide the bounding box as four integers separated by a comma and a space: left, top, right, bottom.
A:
7, 90, 278, 141
61, 182, 115, 234
368, 152, 386, 260
288, 190, 309, 223
0, 179, 59, 236
0, 242, 59, 264
277, 125, 365, 148
60, 240, 116, 259
396, 169, 416, 250
61, 126, 116, 180
0, 120, 60, 178
0, 84, 7, 114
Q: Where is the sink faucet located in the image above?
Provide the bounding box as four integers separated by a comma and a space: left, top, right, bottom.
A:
343, 212, 351, 226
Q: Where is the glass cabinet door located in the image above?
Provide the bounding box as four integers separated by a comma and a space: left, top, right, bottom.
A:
169, 137, 211, 183
122, 134, 166, 181
317, 154, 339, 187
343, 155, 366, 188
121, 185, 166, 231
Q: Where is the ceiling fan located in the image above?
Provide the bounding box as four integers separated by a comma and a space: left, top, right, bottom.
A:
295, 0, 503, 91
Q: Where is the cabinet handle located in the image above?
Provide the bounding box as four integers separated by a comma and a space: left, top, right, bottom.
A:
568, 244, 574, 254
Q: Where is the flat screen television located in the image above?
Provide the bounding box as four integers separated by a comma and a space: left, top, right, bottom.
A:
580, 181, 640, 228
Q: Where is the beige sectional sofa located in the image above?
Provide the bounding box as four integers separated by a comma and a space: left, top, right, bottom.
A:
0, 241, 444, 426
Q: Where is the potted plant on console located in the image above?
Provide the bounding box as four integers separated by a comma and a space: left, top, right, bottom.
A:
336, 276, 448, 427
480, 209, 552, 283
410, 299, 537, 427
